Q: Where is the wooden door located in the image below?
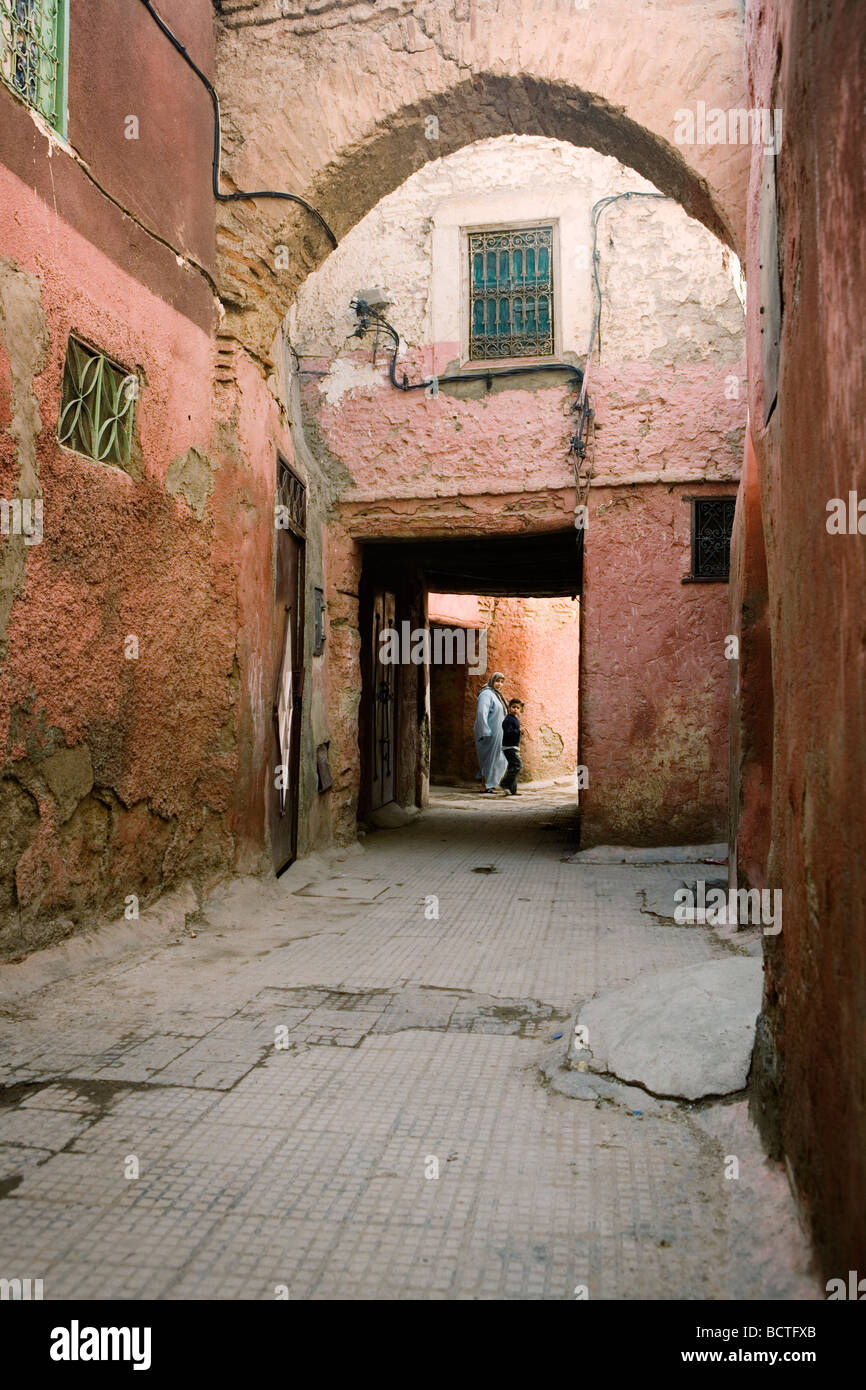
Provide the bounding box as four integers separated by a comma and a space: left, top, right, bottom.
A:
270, 459, 306, 873
370, 589, 396, 811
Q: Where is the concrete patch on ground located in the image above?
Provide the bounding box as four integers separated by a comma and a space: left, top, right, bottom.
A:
635, 872, 763, 956
639, 871, 718, 921
293, 876, 391, 902
569, 957, 763, 1100
541, 1043, 678, 1119
371, 985, 567, 1038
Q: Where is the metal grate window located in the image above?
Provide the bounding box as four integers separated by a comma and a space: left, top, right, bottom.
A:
0, 0, 67, 135
468, 224, 555, 360
690, 497, 736, 580
58, 338, 136, 467
277, 457, 307, 536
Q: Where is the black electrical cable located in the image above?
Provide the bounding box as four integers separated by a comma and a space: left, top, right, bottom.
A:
351, 302, 584, 395
137, 0, 337, 248
570, 190, 670, 469
582, 190, 669, 392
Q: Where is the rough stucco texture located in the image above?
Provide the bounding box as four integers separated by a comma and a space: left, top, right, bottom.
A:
292, 138, 743, 846
293, 138, 746, 500
213, 0, 750, 359
580, 484, 733, 848
743, 0, 866, 1278
291, 139, 745, 365
0, 174, 289, 957
727, 428, 772, 894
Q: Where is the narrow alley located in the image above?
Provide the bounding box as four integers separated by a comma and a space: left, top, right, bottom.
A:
0, 791, 814, 1301
1, 0, 864, 1339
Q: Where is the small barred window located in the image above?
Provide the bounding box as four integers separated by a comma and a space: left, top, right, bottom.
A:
277, 456, 307, 537
690, 497, 736, 581
468, 224, 555, 361
58, 338, 137, 468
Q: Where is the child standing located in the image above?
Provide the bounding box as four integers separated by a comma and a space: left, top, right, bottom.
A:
500, 698, 524, 795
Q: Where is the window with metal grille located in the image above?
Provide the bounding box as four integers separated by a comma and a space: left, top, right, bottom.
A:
58, 338, 137, 468
0, 0, 67, 135
277, 456, 307, 537
468, 224, 555, 361
689, 497, 736, 581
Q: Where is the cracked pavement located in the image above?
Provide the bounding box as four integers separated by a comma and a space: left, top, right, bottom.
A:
0, 788, 817, 1300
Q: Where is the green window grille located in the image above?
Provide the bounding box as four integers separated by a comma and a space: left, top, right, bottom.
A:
468, 225, 555, 360
0, 0, 68, 135
58, 338, 136, 468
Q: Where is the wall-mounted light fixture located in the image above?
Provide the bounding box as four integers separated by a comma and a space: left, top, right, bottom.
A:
352, 288, 392, 319
351, 291, 393, 366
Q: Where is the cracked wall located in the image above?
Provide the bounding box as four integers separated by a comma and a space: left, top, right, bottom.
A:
0, 63, 301, 956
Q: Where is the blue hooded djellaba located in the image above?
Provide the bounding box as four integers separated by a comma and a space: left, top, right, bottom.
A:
474, 673, 508, 791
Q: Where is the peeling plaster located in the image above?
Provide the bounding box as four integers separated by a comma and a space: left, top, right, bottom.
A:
165, 447, 215, 520
319, 357, 390, 407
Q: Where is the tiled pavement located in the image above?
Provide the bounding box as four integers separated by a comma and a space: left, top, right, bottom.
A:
0, 788, 817, 1299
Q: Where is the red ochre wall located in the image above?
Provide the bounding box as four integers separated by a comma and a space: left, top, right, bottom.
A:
0, 1, 297, 955
742, 0, 866, 1276
728, 429, 772, 894
0, 0, 217, 320
579, 482, 734, 847
429, 595, 579, 784
0, 172, 293, 957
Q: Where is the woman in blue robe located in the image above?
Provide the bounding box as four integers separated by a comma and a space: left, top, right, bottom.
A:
474, 672, 508, 793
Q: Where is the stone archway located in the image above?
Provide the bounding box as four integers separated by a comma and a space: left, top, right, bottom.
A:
213, 0, 750, 359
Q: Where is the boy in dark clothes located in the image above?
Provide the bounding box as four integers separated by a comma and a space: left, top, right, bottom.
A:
499, 699, 524, 795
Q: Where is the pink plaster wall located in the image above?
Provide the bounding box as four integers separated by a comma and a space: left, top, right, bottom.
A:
742, 0, 866, 1276
479, 597, 579, 782
304, 342, 741, 843
580, 482, 734, 846
0, 169, 292, 953
305, 356, 576, 502
429, 595, 579, 785
428, 593, 485, 627
303, 351, 745, 503
728, 428, 772, 893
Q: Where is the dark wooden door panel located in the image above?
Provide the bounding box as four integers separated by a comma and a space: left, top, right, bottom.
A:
370, 590, 396, 811
270, 460, 306, 874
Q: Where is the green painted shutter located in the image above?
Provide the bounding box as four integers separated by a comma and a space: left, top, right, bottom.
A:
0, 0, 68, 136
